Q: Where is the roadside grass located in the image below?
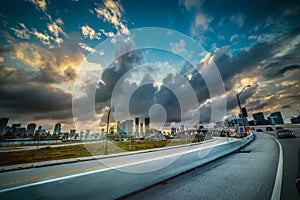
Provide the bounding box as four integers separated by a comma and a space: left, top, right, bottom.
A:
0, 137, 206, 166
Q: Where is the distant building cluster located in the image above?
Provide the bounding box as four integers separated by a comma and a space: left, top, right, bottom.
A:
225, 110, 288, 128
249, 111, 284, 125
0, 118, 43, 137
116, 117, 150, 135
0, 118, 78, 139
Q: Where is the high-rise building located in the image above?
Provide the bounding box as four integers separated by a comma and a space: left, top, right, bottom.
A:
135, 117, 139, 134
117, 120, 133, 134
124, 120, 133, 134
117, 121, 123, 134
0, 118, 9, 135
140, 122, 144, 134
253, 112, 266, 125
291, 116, 300, 124
53, 123, 61, 135
145, 117, 150, 132
269, 111, 284, 124
15, 127, 26, 136
11, 123, 21, 134
70, 129, 76, 136
26, 123, 36, 136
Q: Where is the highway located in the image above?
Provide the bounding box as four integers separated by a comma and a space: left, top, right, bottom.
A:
124, 132, 279, 200
1, 125, 298, 200
0, 136, 246, 199
261, 125, 300, 200
124, 125, 300, 200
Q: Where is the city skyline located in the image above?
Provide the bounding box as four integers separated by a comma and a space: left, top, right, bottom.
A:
0, 0, 300, 131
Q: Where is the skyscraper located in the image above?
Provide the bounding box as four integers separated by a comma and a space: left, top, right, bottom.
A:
26, 123, 36, 136
0, 118, 9, 135
53, 123, 61, 135
11, 123, 21, 134
140, 122, 144, 134
117, 120, 133, 134
145, 117, 150, 133
135, 117, 139, 134
253, 112, 266, 125
269, 111, 284, 124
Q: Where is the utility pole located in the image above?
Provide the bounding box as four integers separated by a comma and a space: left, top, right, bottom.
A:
105, 106, 114, 155
236, 85, 251, 137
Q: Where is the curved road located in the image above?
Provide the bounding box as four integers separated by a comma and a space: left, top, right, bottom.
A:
0, 125, 299, 200
262, 125, 300, 200
124, 125, 300, 200
0, 137, 241, 199
124, 133, 280, 200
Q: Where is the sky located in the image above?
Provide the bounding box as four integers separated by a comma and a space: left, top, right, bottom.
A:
0, 0, 300, 132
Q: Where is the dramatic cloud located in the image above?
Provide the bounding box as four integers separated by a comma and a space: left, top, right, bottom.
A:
1, 0, 300, 130
0, 63, 73, 126
78, 42, 104, 56
210, 27, 300, 120
11, 38, 84, 84
10, 23, 31, 39
47, 21, 66, 45
28, 0, 47, 12
94, 0, 129, 35
32, 29, 51, 46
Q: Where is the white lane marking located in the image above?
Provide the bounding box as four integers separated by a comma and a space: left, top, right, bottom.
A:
265, 133, 283, 200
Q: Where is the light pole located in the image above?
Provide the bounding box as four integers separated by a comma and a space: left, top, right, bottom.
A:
236, 84, 251, 136
104, 106, 114, 155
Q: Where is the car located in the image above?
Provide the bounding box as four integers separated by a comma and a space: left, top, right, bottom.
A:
275, 126, 284, 130
277, 129, 296, 138
266, 127, 274, 131
256, 129, 263, 132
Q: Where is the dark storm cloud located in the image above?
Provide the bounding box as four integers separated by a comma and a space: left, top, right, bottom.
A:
212, 25, 300, 94
83, 25, 300, 124
0, 64, 32, 84
11, 33, 84, 84
225, 85, 258, 114
0, 61, 74, 122
213, 41, 274, 91
156, 87, 181, 122
129, 84, 157, 115
182, 0, 300, 28
247, 101, 269, 113
259, 27, 300, 79
0, 84, 72, 120
273, 64, 300, 78
95, 50, 143, 103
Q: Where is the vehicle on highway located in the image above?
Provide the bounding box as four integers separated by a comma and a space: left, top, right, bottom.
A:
277, 129, 296, 138
266, 127, 274, 131
256, 129, 263, 132
275, 126, 284, 130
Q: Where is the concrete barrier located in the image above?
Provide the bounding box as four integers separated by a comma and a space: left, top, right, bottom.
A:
0, 133, 254, 199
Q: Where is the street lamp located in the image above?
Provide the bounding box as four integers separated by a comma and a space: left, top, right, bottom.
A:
104, 106, 114, 155
236, 84, 251, 136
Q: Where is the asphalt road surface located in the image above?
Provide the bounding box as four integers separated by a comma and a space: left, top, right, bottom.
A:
124, 132, 280, 200
0, 137, 234, 199
124, 125, 300, 200
260, 125, 300, 200
1, 125, 299, 200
